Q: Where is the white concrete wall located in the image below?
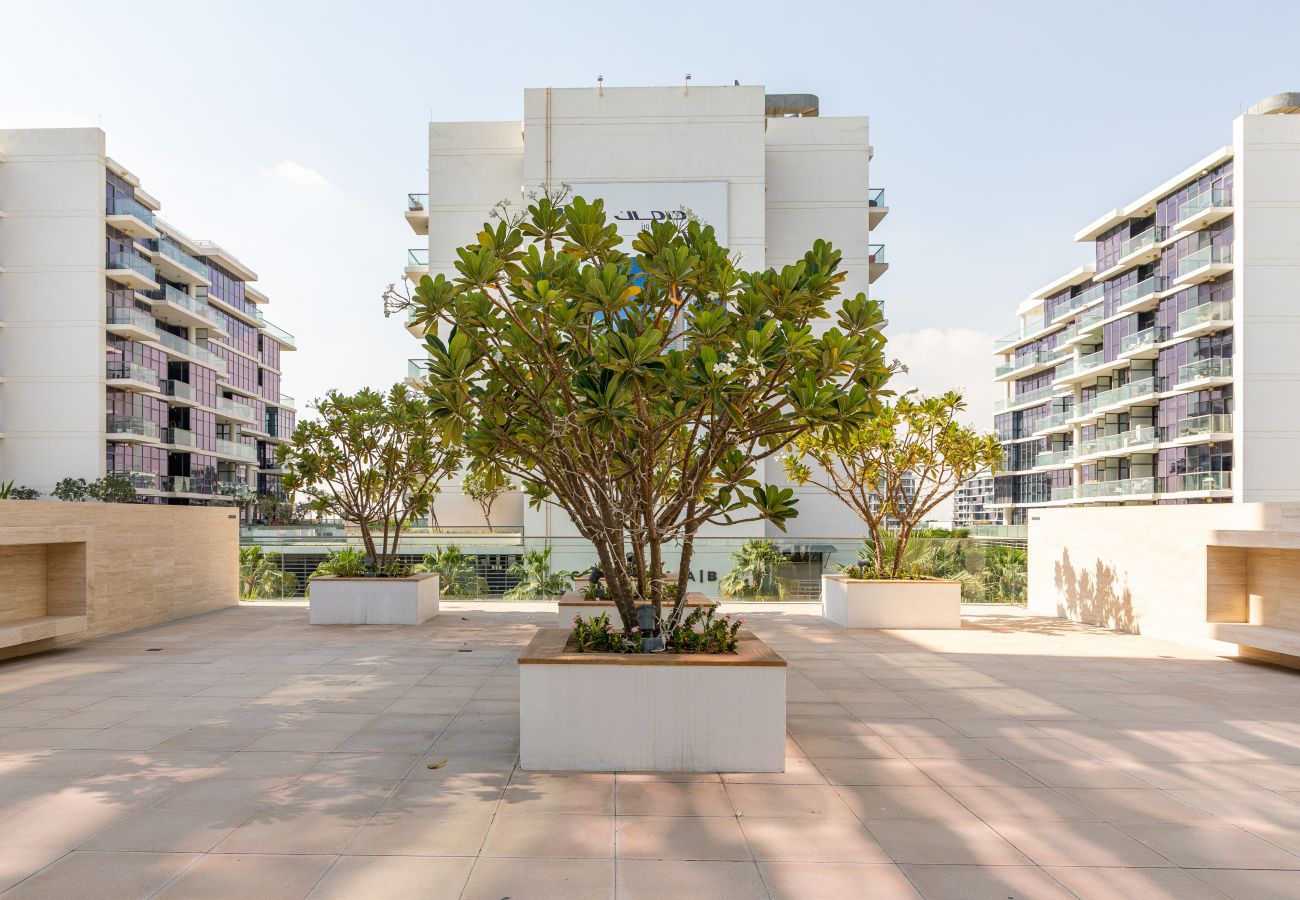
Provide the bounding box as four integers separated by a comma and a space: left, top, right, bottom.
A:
1233, 113, 1300, 502
0, 128, 107, 492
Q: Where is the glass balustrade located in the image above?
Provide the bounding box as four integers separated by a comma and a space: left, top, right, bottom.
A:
106, 306, 159, 335
994, 385, 1057, 413
407, 248, 429, 267
1176, 188, 1233, 225
1119, 226, 1165, 259
1090, 377, 1162, 411
216, 438, 257, 461
106, 361, 159, 386
1171, 471, 1231, 492
1177, 358, 1233, 384
1051, 485, 1078, 501
1076, 349, 1106, 372
407, 193, 428, 211
1119, 327, 1161, 354
105, 415, 157, 439
1078, 476, 1156, 499
869, 188, 886, 207
1176, 300, 1232, 333
1177, 244, 1232, 278
869, 244, 885, 263
106, 251, 155, 280
159, 241, 209, 277
166, 427, 196, 448
1035, 449, 1073, 467
1176, 414, 1233, 438
107, 196, 156, 226
1117, 276, 1164, 308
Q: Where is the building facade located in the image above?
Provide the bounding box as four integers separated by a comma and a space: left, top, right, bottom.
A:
402, 83, 887, 544
0, 128, 296, 510
991, 93, 1300, 525
953, 473, 996, 529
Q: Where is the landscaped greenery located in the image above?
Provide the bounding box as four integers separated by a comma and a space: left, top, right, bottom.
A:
391, 190, 891, 640
279, 385, 462, 575
788, 391, 1001, 580
311, 547, 369, 578
50, 475, 137, 503
239, 546, 298, 599
462, 462, 514, 530
719, 539, 793, 599
503, 548, 571, 601
413, 545, 489, 596
0, 480, 40, 500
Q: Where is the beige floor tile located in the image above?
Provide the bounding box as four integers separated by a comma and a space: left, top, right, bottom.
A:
944, 785, 1096, 822
345, 810, 493, 856
793, 733, 902, 758
0, 849, 67, 892
740, 816, 889, 863
834, 785, 978, 820
724, 783, 855, 818
500, 777, 615, 814
1190, 868, 1300, 900
616, 815, 750, 860
1045, 865, 1234, 899
1121, 822, 1300, 869
617, 858, 767, 900
1011, 759, 1152, 789
153, 775, 295, 810
910, 758, 1044, 788
481, 813, 613, 858
214, 810, 370, 855
308, 855, 474, 898
460, 857, 614, 900
901, 864, 1075, 899
2, 850, 198, 899
866, 819, 1031, 865
615, 781, 734, 817
990, 821, 1174, 867
813, 757, 936, 786
0, 798, 135, 850
1056, 787, 1217, 824
759, 861, 921, 899
83, 807, 254, 852
154, 852, 336, 899
721, 755, 826, 785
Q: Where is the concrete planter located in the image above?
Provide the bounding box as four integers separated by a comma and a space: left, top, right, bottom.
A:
308, 573, 439, 625
518, 628, 787, 772
821, 574, 961, 629
556, 590, 716, 629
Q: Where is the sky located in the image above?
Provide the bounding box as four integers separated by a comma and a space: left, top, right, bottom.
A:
2, 0, 1298, 429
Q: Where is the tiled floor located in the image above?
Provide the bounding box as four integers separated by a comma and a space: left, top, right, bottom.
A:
1, 602, 1299, 898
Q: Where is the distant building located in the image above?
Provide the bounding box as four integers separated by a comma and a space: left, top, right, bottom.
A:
954, 473, 996, 529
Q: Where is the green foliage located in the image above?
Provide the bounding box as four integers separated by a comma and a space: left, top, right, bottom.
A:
719, 539, 792, 599
239, 546, 298, 599
279, 384, 462, 572
311, 547, 369, 579
0, 480, 39, 500
51, 475, 137, 503
668, 606, 743, 654
503, 548, 572, 600
572, 613, 631, 653
912, 527, 969, 538
788, 392, 1001, 579
462, 461, 514, 529
981, 544, 1028, 603
413, 545, 488, 596
397, 189, 893, 631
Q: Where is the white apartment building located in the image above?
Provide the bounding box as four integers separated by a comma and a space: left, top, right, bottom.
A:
0, 128, 296, 507
991, 92, 1300, 524
402, 83, 887, 543
953, 473, 996, 529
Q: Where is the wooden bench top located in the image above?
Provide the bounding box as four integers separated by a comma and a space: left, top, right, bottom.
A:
518, 627, 786, 667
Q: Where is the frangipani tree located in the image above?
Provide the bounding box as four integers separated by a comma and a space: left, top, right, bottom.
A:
390, 193, 892, 633
786, 391, 1002, 579
278, 385, 462, 574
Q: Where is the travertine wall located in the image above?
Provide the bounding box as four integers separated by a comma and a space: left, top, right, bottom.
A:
0, 500, 238, 660
1028, 503, 1300, 653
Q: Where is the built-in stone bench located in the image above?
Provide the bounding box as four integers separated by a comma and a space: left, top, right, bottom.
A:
1206, 529, 1300, 664
557, 590, 716, 629
0, 523, 89, 651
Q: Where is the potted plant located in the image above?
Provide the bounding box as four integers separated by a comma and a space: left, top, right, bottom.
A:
279, 384, 462, 625
391, 190, 892, 770
787, 391, 1002, 629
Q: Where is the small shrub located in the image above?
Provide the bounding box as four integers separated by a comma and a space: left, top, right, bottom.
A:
0, 481, 39, 500
311, 547, 370, 578
572, 613, 633, 653
668, 606, 743, 654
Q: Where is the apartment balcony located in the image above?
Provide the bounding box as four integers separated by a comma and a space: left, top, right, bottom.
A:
123, 471, 160, 492
105, 196, 158, 239
1168, 413, 1233, 446
105, 414, 159, 443
105, 252, 159, 291
1171, 357, 1234, 393
1075, 476, 1158, 503
868, 244, 888, 283
1088, 375, 1164, 418
164, 427, 198, 449
1166, 469, 1232, 498
152, 242, 211, 287
1072, 425, 1161, 463
260, 319, 297, 351
1173, 300, 1233, 340
105, 306, 159, 342
407, 357, 428, 385
993, 383, 1066, 414
1117, 326, 1164, 361
1033, 448, 1074, 470
154, 330, 228, 377
1116, 225, 1166, 269
994, 348, 1067, 381
142, 285, 228, 337
1030, 410, 1072, 436
1174, 245, 1232, 287
215, 438, 257, 462
868, 188, 888, 228
1172, 188, 1233, 237
1050, 484, 1079, 502
1049, 285, 1104, 324
272, 393, 295, 410
216, 395, 256, 424
968, 524, 1028, 541
1056, 347, 1129, 386
405, 247, 429, 282
1059, 305, 1106, 348
162, 476, 214, 496
1114, 275, 1166, 317
405, 193, 429, 235
105, 361, 159, 391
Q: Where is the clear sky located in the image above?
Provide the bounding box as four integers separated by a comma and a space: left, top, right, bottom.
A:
3, 0, 1297, 427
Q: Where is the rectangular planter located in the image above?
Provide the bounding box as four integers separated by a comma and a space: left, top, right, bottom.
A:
821, 574, 961, 629
556, 591, 716, 629
518, 628, 787, 772
308, 573, 439, 625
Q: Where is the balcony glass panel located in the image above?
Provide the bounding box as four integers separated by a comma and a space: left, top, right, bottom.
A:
1035, 448, 1073, 467
107, 196, 156, 226
1177, 244, 1232, 278
1177, 358, 1233, 383
1077, 349, 1105, 371
105, 415, 157, 439
1171, 471, 1231, 492
1177, 300, 1232, 333
1176, 414, 1233, 438
216, 438, 257, 461
166, 427, 196, 448
1091, 376, 1162, 411
1118, 276, 1164, 308
156, 331, 227, 374
106, 361, 159, 386
407, 193, 428, 211
869, 188, 886, 208
159, 242, 209, 277
1176, 188, 1233, 224
1079, 476, 1156, 499
1051, 485, 1077, 501
1119, 226, 1164, 258
869, 244, 885, 263
408, 358, 428, 380
106, 306, 158, 336
261, 320, 295, 346
1119, 327, 1161, 354
407, 248, 429, 267
106, 251, 154, 280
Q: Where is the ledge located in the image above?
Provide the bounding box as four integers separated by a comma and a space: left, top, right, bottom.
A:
0, 615, 88, 649
558, 591, 714, 606
308, 572, 440, 583
518, 627, 786, 667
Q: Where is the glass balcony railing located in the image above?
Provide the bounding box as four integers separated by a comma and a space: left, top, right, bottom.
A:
124, 471, 159, 490
216, 395, 255, 422
145, 284, 222, 326
407, 193, 428, 211
1035, 448, 1073, 467
996, 351, 1047, 376
1176, 300, 1232, 333
1119, 327, 1162, 355
407, 248, 429, 267
407, 358, 428, 381
106, 251, 155, 281
1074, 425, 1161, 458
106, 361, 159, 386
1051, 484, 1078, 501
1079, 476, 1157, 499
1177, 358, 1233, 384
869, 188, 886, 208
969, 524, 1028, 540
106, 415, 158, 439
1118, 276, 1164, 308
1050, 285, 1104, 323
159, 241, 209, 277
106, 306, 159, 336
1177, 244, 1232, 278
869, 244, 886, 264
1119, 226, 1165, 259
1076, 349, 1106, 372
1076, 304, 1105, 329
165, 427, 197, 448
1176, 414, 1233, 439
107, 196, 156, 227
994, 385, 1057, 413
1053, 359, 1075, 379
1090, 376, 1163, 412
277, 393, 295, 409
1171, 470, 1231, 493
1176, 188, 1233, 225
994, 329, 1025, 351
1033, 411, 1071, 433
216, 438, 257, 461
156, 331, 227, 374
260, 319, 295, 346
164, 476, 194, 494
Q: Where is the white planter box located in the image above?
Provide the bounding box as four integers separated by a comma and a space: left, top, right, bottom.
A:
519, 628, 787, 772
309, 573, 439, 625
556, 591, 716, 629
821, 574, 961, 629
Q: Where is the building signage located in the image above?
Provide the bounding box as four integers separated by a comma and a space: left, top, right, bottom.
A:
569, 181, 729, 246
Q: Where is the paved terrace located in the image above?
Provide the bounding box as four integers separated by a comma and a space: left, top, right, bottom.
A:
1, 603, 1299, 899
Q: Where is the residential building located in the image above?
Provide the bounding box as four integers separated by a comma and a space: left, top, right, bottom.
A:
402, 83, 887, 544
0, 128, 296, 510
991, 93, 1300, 524
954, 473, 996, 529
